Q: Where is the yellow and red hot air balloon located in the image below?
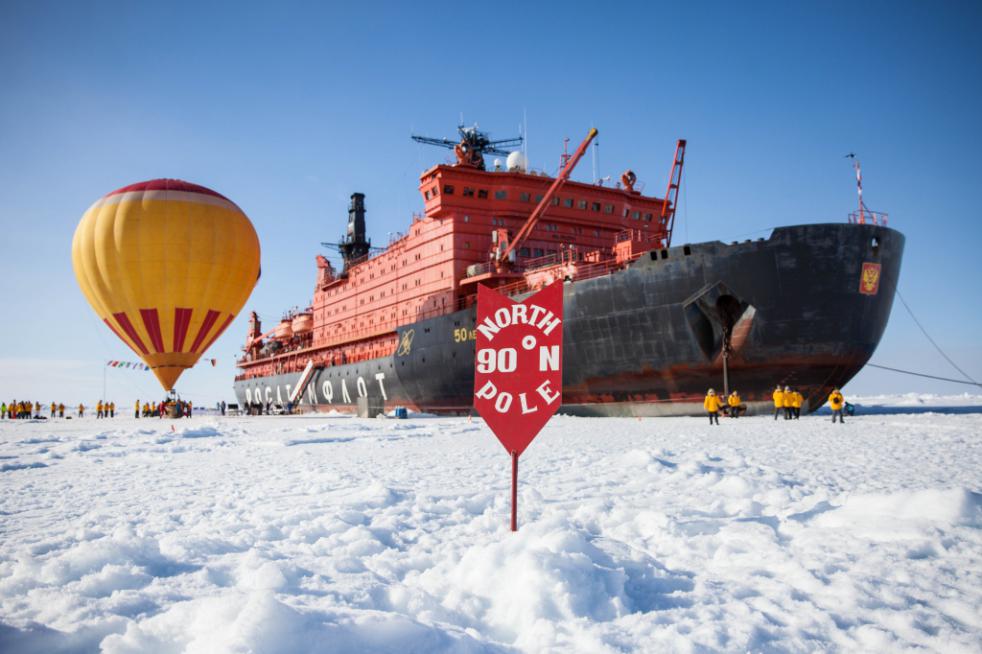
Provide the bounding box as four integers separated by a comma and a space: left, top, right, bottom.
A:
72, 179, 260, 391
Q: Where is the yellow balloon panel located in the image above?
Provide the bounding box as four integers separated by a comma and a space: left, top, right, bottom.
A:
72, 180, 261, 390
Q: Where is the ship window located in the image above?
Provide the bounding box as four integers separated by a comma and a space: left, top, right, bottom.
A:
463, 187, 475, 197
424, 190, 430, 200
464, 241, 470, 248
563, 198, 574, 208
632, 211, 640, 220
520, 192, 530, 202
533, 248, 544, 257
444, 185, 455, 194
604, 204, 613, 214
623, 208, 630, 217
661, 249, 668, 259
494, 190, 507, 200
578, 200, 587, 209
519, 247, 530, 257
478, 189, 488, 199
432, 186, 439, 196
463, 215, 469, 222
592, 202, 601, 212
551, 197, 559, 206
536, 194, 544, 202
644, 213, 653, 221
594, 229, 600, 236
683, 245, 692, 255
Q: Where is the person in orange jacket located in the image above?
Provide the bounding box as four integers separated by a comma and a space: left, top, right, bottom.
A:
704, 388, 724, 425
58, 403, 65, 418
828, 388, 845, 423
78, 403, 85, 418
772, 385, 784, 420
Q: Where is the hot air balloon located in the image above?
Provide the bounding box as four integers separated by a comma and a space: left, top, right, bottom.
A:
72, 179, 261, 391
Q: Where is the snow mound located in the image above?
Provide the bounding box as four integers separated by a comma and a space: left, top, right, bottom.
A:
100, 591, 499, 654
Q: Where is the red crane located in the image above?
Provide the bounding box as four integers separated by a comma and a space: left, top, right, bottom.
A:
661, 139, 687, 247
497, 128, 599, 265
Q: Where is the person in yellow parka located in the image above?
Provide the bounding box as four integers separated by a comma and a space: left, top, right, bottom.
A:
791, 389, 803, 419
704, 388, 724, 425
34, 401, 41, 417
828, 388, 845, 423
772, 385, 784, 420
782, 386, 795, 420
50, 402, 56, 418
727, 390, 743, 418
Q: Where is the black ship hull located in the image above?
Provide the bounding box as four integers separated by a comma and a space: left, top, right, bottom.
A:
234, 223, 904, 416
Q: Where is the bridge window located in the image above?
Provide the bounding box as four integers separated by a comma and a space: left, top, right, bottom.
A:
578, 200, 587, 209
563, 198, 574, 208
592, 202, 601, 212
444, 185, 455, 195
644, 212, 653, 221
604, 204, 613, 214
632, 211, 641, 220
494, 190, 507, 200
520, 192, 530, 202
478, 189, 488, 199
463, 187, 475, 197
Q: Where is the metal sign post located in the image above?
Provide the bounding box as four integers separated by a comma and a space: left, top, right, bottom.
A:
473, 281, 564, 531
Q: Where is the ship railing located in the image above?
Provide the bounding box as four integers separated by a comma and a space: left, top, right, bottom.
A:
615, 228, 662, 244
848, 210, 888, 226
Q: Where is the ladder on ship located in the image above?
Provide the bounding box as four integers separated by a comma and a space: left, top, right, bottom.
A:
289, 359, 317, 406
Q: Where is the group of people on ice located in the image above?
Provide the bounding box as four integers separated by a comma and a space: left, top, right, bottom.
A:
1, 401, 46, 419
134, 399, 193, 418
703, 387, 847, 424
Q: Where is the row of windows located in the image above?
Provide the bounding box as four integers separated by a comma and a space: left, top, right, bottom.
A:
441, 184, 656, 220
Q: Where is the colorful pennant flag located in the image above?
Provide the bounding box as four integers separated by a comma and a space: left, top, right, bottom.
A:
106, 360, 150, 371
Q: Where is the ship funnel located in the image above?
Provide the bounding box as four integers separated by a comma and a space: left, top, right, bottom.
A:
339, 192, 371, 274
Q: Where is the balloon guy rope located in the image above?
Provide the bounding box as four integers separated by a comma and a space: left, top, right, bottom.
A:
473, 281, 563, 531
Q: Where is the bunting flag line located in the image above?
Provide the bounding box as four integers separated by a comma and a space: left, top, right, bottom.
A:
106, 360, 150, 371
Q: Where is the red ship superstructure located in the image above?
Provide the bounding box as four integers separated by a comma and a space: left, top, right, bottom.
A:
239, 128, 679, 384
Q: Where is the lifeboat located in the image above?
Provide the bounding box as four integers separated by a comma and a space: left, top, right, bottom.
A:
274, 320, 293, 341
292, 312, 313, 334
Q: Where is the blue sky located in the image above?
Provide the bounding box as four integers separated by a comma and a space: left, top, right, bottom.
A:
1, 1, 980, 405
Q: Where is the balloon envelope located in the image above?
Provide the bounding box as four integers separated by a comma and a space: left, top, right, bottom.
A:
72, 179, 261, 390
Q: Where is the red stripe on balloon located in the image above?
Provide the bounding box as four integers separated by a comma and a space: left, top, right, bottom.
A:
173, 307, 193, 352
112, 312, 149, 355
104, 318, 140, 355
106, 178, 231, 202
140, 309, 165, 353
199, 313, 234, 355
189, 310, 220, 353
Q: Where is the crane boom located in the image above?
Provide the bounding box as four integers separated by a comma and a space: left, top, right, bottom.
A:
661, 139, 687, 247
499, 128, 598, 264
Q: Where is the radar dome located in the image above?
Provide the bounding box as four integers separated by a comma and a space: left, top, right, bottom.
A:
506, 151, 528, 173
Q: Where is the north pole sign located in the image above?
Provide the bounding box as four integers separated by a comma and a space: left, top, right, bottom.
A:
473, 281, 563, 530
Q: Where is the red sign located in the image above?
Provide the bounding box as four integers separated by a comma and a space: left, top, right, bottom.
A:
474, 281, 564, 456
859, 262, 881, 295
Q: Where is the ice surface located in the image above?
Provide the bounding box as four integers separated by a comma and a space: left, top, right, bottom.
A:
1, 396, 980, 652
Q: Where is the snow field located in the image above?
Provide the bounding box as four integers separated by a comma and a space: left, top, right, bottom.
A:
1, 400, 980, 653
